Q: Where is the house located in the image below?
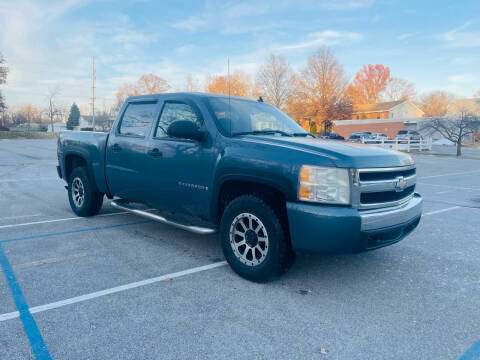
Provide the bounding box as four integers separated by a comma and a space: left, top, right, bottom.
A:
352, 100, 424, 120
332, 100, 424, 138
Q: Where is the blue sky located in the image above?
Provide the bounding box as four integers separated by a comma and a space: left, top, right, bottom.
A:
1, 0, 479, 110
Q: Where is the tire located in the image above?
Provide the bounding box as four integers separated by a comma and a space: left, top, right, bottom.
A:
68, 167, 104, 217
220, 195, 295, 282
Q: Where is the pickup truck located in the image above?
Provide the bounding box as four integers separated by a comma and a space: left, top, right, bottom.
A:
57, 92, 422, 281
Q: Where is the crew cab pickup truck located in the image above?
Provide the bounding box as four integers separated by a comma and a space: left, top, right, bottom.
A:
57, 93, 422, 281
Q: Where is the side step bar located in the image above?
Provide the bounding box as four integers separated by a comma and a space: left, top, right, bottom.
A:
111, 199, 217, 235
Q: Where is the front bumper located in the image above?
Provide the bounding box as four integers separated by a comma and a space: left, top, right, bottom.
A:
286, 193, 422, 253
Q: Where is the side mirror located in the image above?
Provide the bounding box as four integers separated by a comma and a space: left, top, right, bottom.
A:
167, 120, 206, 141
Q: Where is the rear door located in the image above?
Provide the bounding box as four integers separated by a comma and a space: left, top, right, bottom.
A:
105, 100, 159, 203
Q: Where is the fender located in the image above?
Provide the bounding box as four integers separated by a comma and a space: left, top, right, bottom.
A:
210, 172, 297, 222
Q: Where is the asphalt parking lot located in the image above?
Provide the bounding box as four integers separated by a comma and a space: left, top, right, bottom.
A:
1, 139, 479, 360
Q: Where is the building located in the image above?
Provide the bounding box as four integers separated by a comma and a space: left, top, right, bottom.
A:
352, 100, 424, 120
77, 115, 115, 132
331, 100, 424, 138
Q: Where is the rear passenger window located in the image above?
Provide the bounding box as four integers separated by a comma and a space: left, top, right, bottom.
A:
155, 102, 201, 138
119, 102, 156, 137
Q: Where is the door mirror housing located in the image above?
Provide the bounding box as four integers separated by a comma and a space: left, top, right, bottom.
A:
167, 120, 205, 141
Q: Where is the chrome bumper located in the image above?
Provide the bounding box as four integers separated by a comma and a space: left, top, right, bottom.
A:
360, 193, 422, 231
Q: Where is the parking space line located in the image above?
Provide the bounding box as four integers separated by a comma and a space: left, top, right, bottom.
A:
0, 261, 227, 323
0, 245, 52, 359
418, 170, 480, 179
423, 206, 460, 216
0, 208, 157, 229
0, 214, 42, 221
417, 182, 480, 191
0, 177, 59, 183
13, 253, 88, 269
458, 340, 480, 360
0, 220, 152, 244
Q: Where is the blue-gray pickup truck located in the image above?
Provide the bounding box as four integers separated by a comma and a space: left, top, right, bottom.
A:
57, 93, 422, 281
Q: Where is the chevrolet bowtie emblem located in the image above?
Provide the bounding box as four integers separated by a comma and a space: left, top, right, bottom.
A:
395, 176, 407, 192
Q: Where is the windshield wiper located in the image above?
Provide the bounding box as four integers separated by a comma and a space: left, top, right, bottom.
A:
231, 130, 293, 137
293, 132, 316, 138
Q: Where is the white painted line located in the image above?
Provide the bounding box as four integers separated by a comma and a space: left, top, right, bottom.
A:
13, 253, 87, 269
0, 261, 228, 322
418, 170, 480, 179
0, 208, 157, 230
0, 177, 59, 183
423, 206, 460, 216
0, 214, 42, 221
0, 311, 19, 322
0, 212, 131, 229
417, 182, 480, 191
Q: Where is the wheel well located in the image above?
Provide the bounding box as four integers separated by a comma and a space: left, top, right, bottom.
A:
64, 155, 87, 180
218, 180, 288, 223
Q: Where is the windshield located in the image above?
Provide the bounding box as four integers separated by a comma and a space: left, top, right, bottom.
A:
206, 97, 307, 136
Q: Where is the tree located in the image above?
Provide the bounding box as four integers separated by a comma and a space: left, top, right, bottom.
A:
46, 88, 61, 132
116, 74, 170, 108
255, 54, 293, 109
67, 103, 80, 130
286, 47, 352, 132
421, 109, 480, 156
348, 64, 391, 104
0, 53, 8, 113
184, 74, 201, 92
385, 77, 417, 101
420, 91, 453, 117
205, 70, 252, 98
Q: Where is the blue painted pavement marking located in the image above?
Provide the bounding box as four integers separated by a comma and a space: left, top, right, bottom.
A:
0, 219, 152, 244
458, 340, 480, 360
0, 244, 52, 359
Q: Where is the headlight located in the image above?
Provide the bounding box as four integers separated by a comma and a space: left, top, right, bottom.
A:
298, 165, 350, 204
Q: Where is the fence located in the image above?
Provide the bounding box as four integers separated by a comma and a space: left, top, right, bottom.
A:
361, 138, 432, 152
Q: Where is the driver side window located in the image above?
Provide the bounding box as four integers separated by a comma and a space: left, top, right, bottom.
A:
155, 102, 201, 138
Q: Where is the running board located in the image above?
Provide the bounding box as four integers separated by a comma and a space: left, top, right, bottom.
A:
111, 199, 217, 235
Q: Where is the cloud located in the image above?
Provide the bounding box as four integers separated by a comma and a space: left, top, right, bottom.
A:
272, 30, 363, 51
397, 33, 413, 40
440, 21, 480, 48
316, 0, 375, 10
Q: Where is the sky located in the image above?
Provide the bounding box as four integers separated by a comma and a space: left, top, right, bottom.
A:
0, 0, 479, 111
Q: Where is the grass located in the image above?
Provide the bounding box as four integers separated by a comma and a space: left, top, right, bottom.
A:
0, 131, 59, 140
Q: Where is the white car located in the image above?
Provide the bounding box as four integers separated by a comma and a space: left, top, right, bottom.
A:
372, 133, 390, 141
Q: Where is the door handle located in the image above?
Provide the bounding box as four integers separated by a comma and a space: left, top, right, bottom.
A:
148, 148, 163, 157
111, 143, 121, 152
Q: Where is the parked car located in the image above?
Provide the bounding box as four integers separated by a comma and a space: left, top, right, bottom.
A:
347, 133, 378, 143
320, 132, 344, 140
395, 130, 422, 142
57, 92, 422, 281
372, 133, 390, 141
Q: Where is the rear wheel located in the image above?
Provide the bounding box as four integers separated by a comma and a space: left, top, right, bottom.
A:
220, 195, 294, 282
68, 167, 104, 217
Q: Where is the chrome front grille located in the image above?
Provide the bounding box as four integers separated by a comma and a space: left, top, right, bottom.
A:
351, 165, 416, 210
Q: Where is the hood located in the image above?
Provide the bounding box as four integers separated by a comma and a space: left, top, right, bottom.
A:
241, 135, 414, 168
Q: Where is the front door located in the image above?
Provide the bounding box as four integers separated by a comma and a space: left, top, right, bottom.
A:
145, 100, 217, 218
105, 100, 158, 203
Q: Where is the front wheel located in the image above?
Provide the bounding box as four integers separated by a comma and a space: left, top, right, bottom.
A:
68, 167, 104, 217
220, 195, 294, 282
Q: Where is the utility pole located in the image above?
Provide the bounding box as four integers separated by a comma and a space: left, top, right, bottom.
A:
91, 56, 95, 131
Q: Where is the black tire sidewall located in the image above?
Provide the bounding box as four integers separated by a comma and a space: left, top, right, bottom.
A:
220, 195, 287, 282
68, 167, 101, 217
